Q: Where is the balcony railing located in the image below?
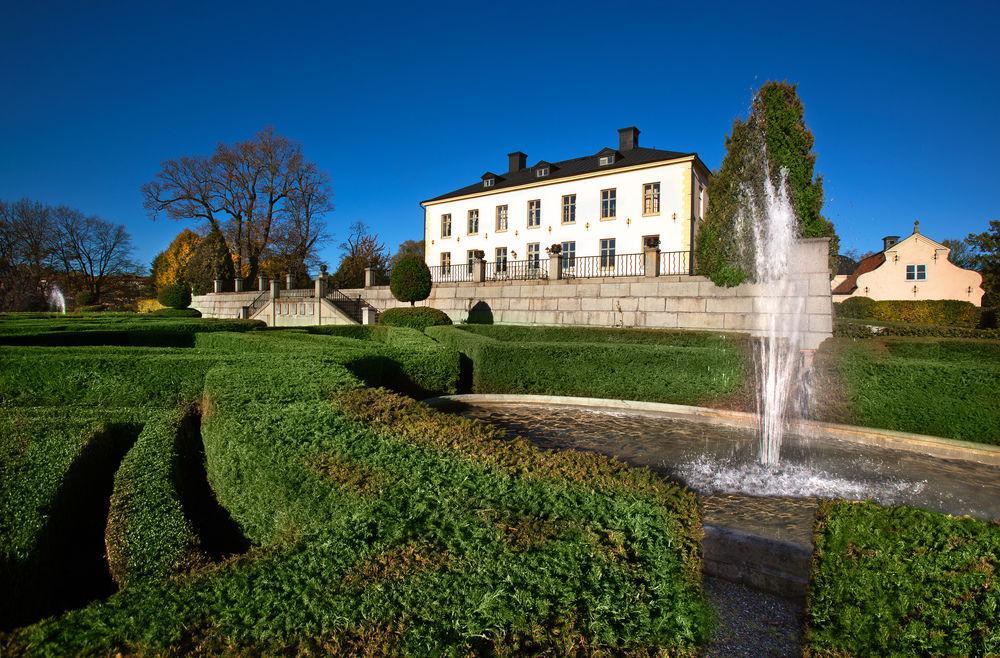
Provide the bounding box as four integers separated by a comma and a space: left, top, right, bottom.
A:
658, 250, 691, 275
484, 258, 549, 281
429, 264, 472, 283
562, 252, 644, 278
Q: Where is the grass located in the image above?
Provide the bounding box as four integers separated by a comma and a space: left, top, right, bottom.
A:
806, 500, 999, 657
427, 325, 748, 407
819, 337, 1000, 444
0, 313, 712, 654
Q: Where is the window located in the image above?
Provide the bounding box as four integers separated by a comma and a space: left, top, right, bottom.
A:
536, 167, 549, 177
467, 250, 479, 275
906, 264, 927, 281
643, 182, 660, 215
527, 199, 541, 227
495, 247, 508, 273
441, 213, 452, 238
600, 238, 616, 268
440, 252, 451, 274
562, 194, 576, 224
600, 188, 616, 219
467, 209, 479, 234
483, 178, 494, 188
560, 240, 576, 269
599, 154, 615, 166
496, 205, 508, 231
527, 242, 541, 268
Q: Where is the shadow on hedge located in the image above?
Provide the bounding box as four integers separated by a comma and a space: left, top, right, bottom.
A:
175, 410, 249, 559
0, 424, 140, 631
344, 354, 440, 399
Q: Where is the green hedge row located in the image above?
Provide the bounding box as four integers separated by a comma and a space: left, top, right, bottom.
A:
0, 318, 264, 347
807, 500, 999, 656
105, 409, 199, 589
0, 409, 145, 630
834, 317, 1000, 339
835, 339, 1000, 444
458, 323, 743, 348
4, 323, 713, 654
835, 297, 983, 327
379, 306, 452, 331
426, 325, 746, 406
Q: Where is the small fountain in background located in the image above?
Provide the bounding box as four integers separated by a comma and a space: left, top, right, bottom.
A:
48, 285, 66, 314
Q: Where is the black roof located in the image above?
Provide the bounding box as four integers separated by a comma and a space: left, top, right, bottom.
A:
423, 146, 700, 204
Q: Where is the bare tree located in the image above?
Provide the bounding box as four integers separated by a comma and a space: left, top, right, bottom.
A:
52, 207, 136, 301
0, 199, 59, 310
142, 127, 333, 282
330, 222, 388, 289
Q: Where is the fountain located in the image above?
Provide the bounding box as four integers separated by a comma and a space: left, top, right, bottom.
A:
48, 285, 66, 314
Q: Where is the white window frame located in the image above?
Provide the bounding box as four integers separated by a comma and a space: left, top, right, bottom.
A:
536, 167, 549, 178
441, 213, 452, 238
600, 188, 616, 220
495, 204, 508, 232
600, 238, 616, 269
906, 264, 927, 281
562, 194, 576, 224
467, 209, 479, 235
561, 240, 576, 269
483, 178, 494, 188
526, 242, 541, 268
527, 199, 541, 228
495, 247, 508, 273
599, 154, 615, 166
440, 252, 451, 274
643, 182, 660, 216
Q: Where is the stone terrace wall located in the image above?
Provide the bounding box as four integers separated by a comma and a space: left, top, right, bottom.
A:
344, 238, 833, 349
195, 238, 833, 349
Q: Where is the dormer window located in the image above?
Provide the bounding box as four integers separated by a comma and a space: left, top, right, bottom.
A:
536, 167, 549, 178
481, 172, 499, 188
483, 178, 494, 188
599, 154, 615, 166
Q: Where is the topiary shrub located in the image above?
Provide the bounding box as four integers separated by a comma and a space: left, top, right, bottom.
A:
157, 282, 192, 310
390, 255, 432, 306
834, 296, 877, 319
380, 306, 451, 331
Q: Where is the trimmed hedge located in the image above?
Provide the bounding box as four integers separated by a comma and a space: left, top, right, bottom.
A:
389, 254, 432, 305
835, 297, 983, 327
2, 317, 713, 654
427, 325, 746, 406
379, 306, 452, 331
834, 339, 1000, 444
150, 307, 201, 317
105, 409, 199, 588
835, 317, 1000, 339
806, 500, 999, 656
0, 316, 264, 347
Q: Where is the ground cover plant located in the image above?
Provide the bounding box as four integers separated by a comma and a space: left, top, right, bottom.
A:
815, 337, 1000, 444
0, 313, 713, 655
806, 500, 999, 657
427, 324, 748, 407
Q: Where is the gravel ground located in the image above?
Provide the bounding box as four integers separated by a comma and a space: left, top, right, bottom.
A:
701, 577, 803, 657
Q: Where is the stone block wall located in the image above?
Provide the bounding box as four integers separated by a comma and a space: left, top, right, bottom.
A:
195, 239, 833, 349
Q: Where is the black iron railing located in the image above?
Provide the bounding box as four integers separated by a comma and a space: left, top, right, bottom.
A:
247, 290, 269, 317
658, 250, 691, 275
484, 258, 548, 281
563, 252, 644, 278
370, 267, 390, 286
429, 265, 472, 283
325, 288, 365, 323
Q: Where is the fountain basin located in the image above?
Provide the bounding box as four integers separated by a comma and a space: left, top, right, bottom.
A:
427, 394, 1000, 596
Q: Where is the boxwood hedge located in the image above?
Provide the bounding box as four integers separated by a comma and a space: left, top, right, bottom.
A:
806, 500, 999, 657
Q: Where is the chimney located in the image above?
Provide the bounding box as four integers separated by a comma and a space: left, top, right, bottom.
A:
507, 151, 527, 173
882, 235, 900, 251
618, 126, 640, 151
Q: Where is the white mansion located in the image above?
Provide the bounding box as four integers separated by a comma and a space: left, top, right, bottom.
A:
421, 127, 710, 280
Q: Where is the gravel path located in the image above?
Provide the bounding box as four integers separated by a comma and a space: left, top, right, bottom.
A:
701, 577, 803, 657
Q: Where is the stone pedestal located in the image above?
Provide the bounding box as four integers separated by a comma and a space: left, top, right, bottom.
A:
364, 267, 375, 288
314, 277, 327, 298
549, 253, 563, 280
285, 273, 294, 289
258, 275, 267, 291
472, 258, 486, 283
361, 306, 377, 325
213, 279, 222, 293
643, 249, 660, 278
234, 277, 244, 292
270, 278, 280, 299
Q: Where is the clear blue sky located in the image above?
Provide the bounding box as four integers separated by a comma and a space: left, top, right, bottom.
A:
2, 0, 997, 268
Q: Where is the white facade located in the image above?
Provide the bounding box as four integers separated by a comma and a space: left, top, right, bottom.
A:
422, 155, 709, 273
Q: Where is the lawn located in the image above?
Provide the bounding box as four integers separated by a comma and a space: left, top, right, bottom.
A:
0, 314, 712, 655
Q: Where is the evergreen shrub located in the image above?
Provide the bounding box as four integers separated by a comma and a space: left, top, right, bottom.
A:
157, 283, 192, 310
389, 255, 432, 306
380, 306, 451, 331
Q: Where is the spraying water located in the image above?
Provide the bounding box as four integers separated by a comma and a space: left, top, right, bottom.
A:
733, 126, 808, 465
48, 285, 66, 314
